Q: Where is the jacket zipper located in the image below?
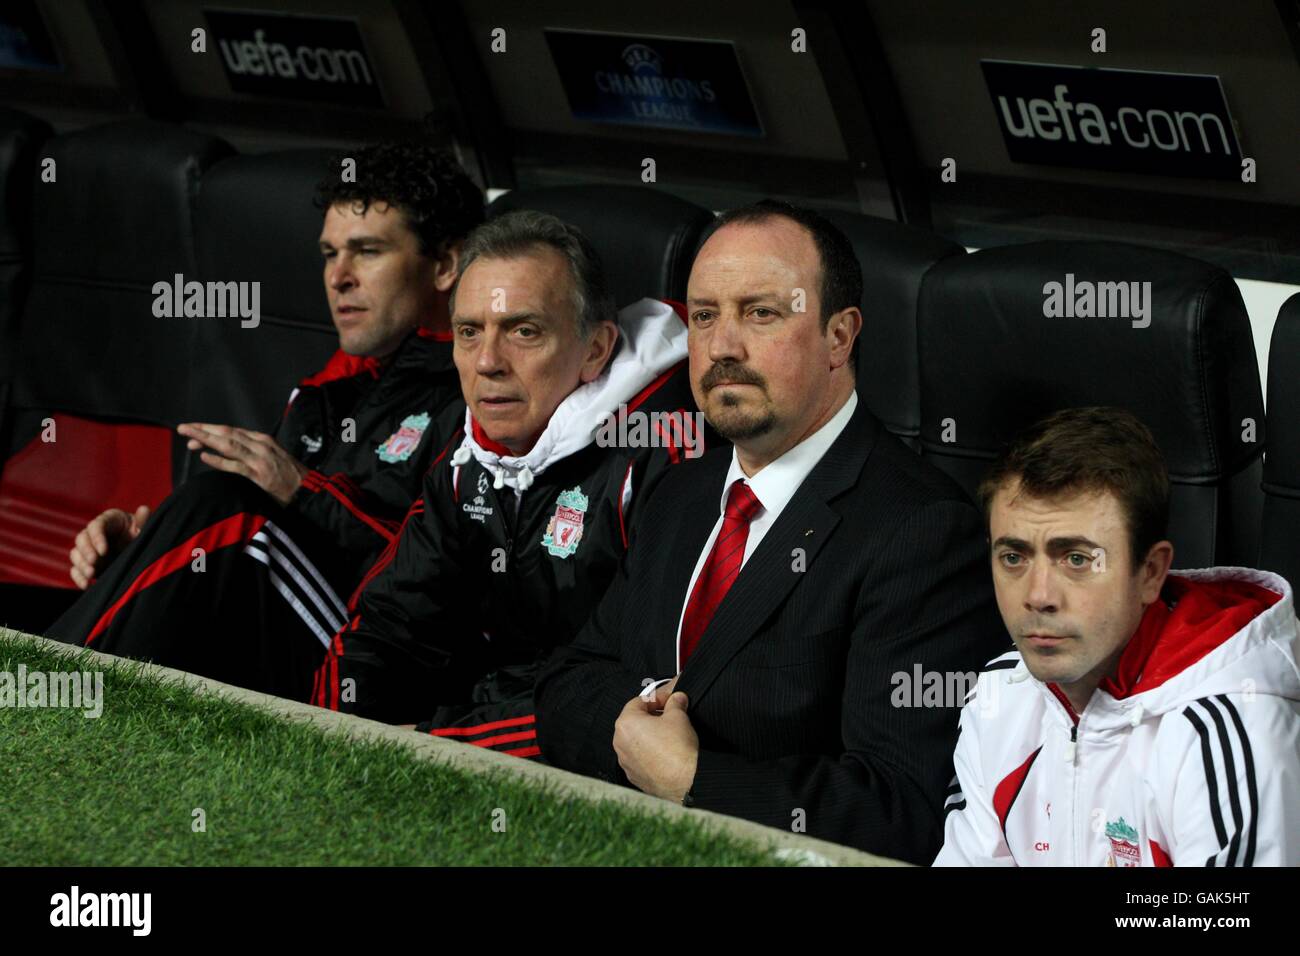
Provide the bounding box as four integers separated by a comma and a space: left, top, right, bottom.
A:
1068, 722, 1080, 865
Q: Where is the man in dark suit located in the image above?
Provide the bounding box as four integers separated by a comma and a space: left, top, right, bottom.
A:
535, 200, 1006, 864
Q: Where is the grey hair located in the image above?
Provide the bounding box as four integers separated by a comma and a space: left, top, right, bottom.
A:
452, 209, 616, 338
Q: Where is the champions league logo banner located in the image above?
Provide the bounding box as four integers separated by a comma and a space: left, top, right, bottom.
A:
545, 30, 763, 137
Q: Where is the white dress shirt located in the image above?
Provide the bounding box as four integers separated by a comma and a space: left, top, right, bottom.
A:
669, 390, 859, 671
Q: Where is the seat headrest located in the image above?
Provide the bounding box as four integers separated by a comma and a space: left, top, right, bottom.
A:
487, 185, 712, 306
32, 120, 233, 283
1265, 293, 1300, 488
196, 149, 335, 327
822, 210, 965, 438
918, 240, 1264, 481
0, 108, 51, 260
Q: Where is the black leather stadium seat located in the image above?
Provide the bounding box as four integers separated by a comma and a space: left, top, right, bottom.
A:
189, 149, 338, 459
9, 119, 233, 426
0, 120, 232, 589
918, 241, 1265, 569
0, 108, 51, 401
487, 185, 713, 306
822, 211, 965, 446
1261, 293, 1300, 587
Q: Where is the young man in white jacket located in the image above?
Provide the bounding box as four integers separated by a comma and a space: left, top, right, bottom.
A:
935, 406, 1300, 867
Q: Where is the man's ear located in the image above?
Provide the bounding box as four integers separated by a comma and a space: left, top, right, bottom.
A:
1138, 540, 1175, 605
433, 241, 462, 293
579, 320, 620, 384
827, 306, 861, 370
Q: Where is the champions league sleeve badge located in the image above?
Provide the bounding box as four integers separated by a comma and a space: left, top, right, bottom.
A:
541, 486, 589, 558
376, 412, 430, 463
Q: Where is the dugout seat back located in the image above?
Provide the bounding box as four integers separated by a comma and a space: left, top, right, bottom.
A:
822, 211, 965, 447
0, 108, 52, 397
1261, 293, 1300, 588
487, 185, 713, 307
0, 120, 233, 588
918, 240, 1265, 570
9, 120, 233, 424
189, 149, 339, 451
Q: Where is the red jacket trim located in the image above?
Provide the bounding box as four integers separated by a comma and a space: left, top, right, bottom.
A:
85, 512, 267, 646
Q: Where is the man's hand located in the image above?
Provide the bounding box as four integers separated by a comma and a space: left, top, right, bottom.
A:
178, 422, 308, 506
613, 691, 699, 803
69, 505, 150, 589
644, 674, 680, 713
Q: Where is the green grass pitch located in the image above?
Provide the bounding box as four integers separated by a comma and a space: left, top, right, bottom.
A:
0, 631, 787, 866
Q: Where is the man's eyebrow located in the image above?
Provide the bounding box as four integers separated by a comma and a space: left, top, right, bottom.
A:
318, 236, 391, 249
686, 291, 791, 307
738, 291, 788, 304
1045, 536, 1102, 553
990, 535, 1103, 553
451, 311, 544, 326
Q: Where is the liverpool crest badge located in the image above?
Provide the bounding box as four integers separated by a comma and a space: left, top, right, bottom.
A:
1105, 817, 1141, 867
541, 487, 588, 558
376, 412, 430, 463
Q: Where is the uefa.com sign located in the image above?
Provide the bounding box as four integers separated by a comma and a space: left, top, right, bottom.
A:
981, 61, 1243, 181
205, 9, 384, 108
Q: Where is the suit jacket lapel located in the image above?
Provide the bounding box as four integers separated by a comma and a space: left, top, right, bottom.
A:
675, 403, 881, 707
656, 451, 730, 677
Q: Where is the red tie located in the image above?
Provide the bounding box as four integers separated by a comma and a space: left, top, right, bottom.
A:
679, 480, 763, 665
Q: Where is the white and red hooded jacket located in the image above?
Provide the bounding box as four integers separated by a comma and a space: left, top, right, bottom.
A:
935, 567, 1300, 867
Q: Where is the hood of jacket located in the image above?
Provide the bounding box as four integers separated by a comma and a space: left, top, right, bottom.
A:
1030, 567, 1300, 730
448, 297, 688, 493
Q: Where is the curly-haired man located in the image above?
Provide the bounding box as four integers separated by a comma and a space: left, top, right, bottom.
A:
49, 142, 483, 699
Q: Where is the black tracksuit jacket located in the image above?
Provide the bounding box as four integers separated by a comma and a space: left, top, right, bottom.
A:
47, 329, 464, 681
310, 359, 708, 757
275, 328, 464, 579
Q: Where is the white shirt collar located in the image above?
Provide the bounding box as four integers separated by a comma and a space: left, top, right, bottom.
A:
718, 391, 858, 518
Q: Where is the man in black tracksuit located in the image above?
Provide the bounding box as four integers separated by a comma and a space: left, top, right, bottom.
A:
48, 143, 483, 698
274, 334, 457, 573
310, 211, 710, 759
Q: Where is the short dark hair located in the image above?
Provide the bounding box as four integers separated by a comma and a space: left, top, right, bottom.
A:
977, 407, 1171, 568
315, 141, 484, 257
699, 199, 862, 356
451, 209, 616, 338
